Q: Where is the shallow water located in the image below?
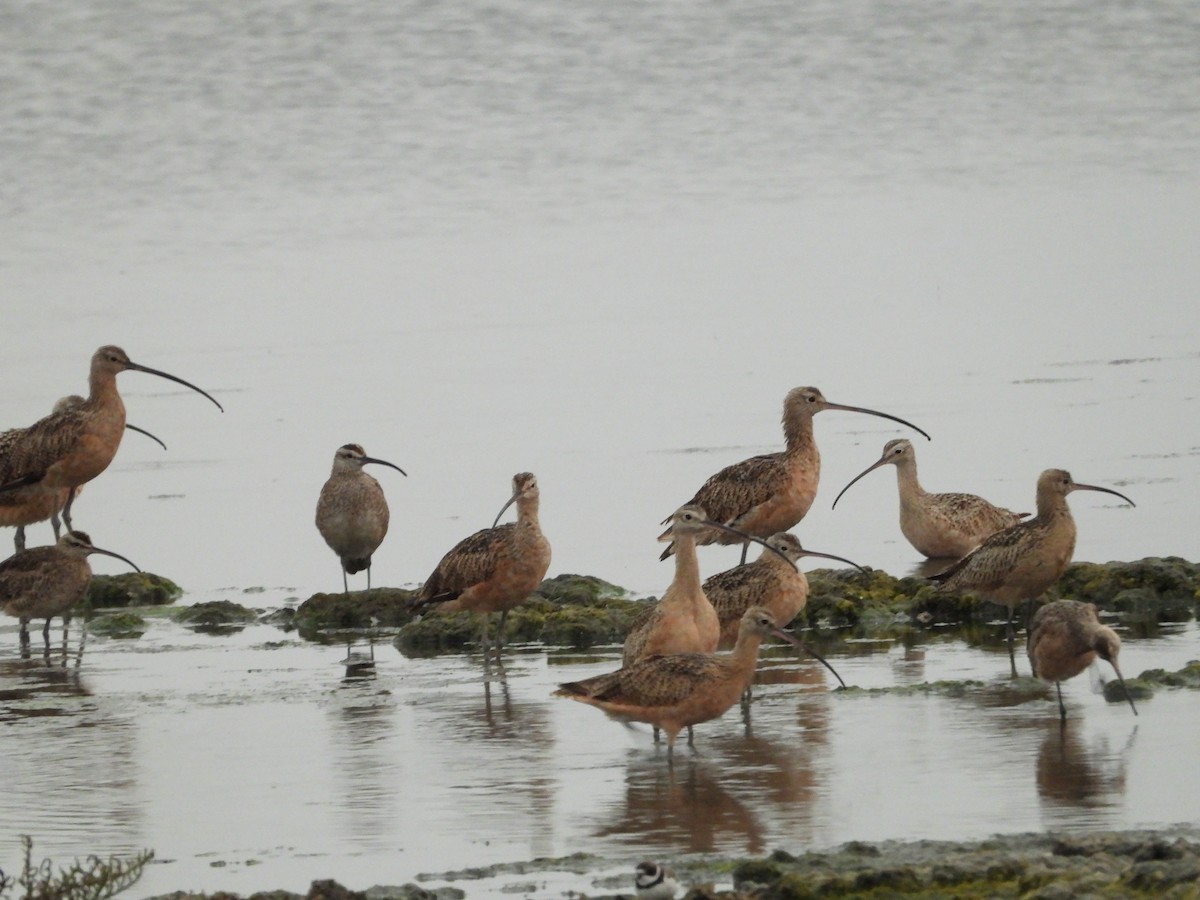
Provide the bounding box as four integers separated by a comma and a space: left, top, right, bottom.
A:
1, 0, 1199, 893
1, 616, 1197, 897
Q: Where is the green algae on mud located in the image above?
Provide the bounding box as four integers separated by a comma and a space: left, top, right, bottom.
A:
82, 572, 182, 613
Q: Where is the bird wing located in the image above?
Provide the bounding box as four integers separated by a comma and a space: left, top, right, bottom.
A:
607, 653, 723, 706
418, 524, 514, 603
0, 547, 58, 603
926, 491, 1023, 533
928, 520, 1030, 592
0, 408, 90, 486
702, 566, 762, 618
686, 453, 788, 526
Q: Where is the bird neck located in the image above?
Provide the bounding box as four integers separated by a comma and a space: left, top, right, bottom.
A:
893, 457, 926, 500
670, 533, 703, 595
728, 628, 766, 675
1036, 490, 1073, 521
515, 494, 541, 532
87, 367, 124, 417
781, 405, 816, 455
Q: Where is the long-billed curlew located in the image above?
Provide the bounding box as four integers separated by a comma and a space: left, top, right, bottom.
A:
0, 346, 222, 530
662, 387, 929, 563
555, 606, 805, 760
623, 505, 791, 667
0, 530, 140, 648
634, 861, 683, 900
315, 443, 407, 594
831, 438, 1028, 559
704, 531, 862, 691
411, 472, 551, 657
930, 469, 1135, 675
0, 396, 167, 552
1027, 599, 1138, 720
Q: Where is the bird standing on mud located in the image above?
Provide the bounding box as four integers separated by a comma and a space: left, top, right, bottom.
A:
0, 530, 140, 649
1027, 599, 1138, 720
662, 386, 929, 563
0, 345, 222, 531
315, 443, 407, 593
411, 472, 551, 658
832, 438, 1027, 559
930, 468, 1134, 676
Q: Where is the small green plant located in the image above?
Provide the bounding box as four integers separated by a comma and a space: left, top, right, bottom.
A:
0, 836, 154, 900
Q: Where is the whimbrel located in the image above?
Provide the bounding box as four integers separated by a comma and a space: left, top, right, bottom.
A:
0, 530, 139, 648
315, 443, 407, 593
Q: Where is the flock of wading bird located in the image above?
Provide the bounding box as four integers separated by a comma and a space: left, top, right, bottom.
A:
0, 349, 1139, 757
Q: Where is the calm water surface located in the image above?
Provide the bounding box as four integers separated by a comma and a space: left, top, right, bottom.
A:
1, 0, 1198, 894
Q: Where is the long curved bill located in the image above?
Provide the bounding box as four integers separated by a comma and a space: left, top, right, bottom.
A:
125, 424, 167, 451
1074, 483, 1136, 507
831, 455, 891, 509
92, 546, 142, 573
769, 624, 847, 689
1110, 664, 1138, 716
825, 401, 930, 441
492, 491, 519, 528
798, 548, 868, 574
127, 360, 224, 412
364, 456, 408, 477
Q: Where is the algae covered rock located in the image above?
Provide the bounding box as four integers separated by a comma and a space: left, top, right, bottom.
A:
173, 600, 258, 632
293, 588, 419, 635
1057, 557, 1200, 620
85, 572, 182, 611
536, 573, 627, 605
87, 612, 148, 638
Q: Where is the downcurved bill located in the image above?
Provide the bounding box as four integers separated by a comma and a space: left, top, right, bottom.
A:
768, 623, 847, 689
1109, 663, 1139, 716
831, 455, 891, 509
824, 401, 930, 442
492, 491, 519, 528
127, 360, 224, 412
364, 456, 408, 477
125, 423, 168, 451
92, 546, 142, 573
1073, 483, 1136, 507
798, 548, 868, 574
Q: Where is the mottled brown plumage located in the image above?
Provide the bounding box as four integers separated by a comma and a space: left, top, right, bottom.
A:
706, 532, 863, 649
556, 606, 803, 758
315, 443, 407, 593
0, 530, 139, 647
931, 469, 1135, 673
662, 387, 928, 562
414, 472, 551, 654
1027, 599, 1137, 719
832, 438, 1027, 558
0, 396, 165, 552
0, 346, 221, 531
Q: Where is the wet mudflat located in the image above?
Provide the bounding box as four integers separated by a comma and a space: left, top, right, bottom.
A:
1, 596, 1197, 898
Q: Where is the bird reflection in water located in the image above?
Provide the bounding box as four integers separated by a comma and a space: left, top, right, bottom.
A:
1036, 719, 1136, 821
0, 652, 90, 722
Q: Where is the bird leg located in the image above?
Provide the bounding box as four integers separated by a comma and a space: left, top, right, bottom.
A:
1005, 608, 1018, 679
341, 567, 349, 596
1055, 681, 1067, 721
14, 525, 26, 553
19, 617, 31, 647
739, 541, 749, 565
61, 487, 78, 531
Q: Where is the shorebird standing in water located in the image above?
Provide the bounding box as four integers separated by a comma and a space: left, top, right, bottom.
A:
556, 606, 807, 761
662, 387, 929, 563
412, 472, 551, 658
316, 443, 407, 594
1028, 599, 1138, 720
930, 469, 1135, 676
832, 438, 1027, 559
0, 530, 140, 649
0, 345, 222, 531
0, 395, 166, 552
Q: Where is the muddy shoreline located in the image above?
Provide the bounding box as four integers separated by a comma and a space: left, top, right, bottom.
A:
138, 827, 1200, 898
